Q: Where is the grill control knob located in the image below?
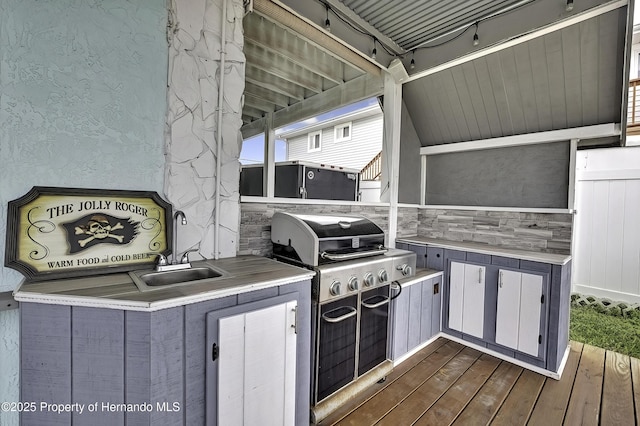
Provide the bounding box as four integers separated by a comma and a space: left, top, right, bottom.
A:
363, 273, 375, 287
348, 276, 359, 291
329, 281, 341, 296
398, 264, 413, 276
378, 269, 388, 283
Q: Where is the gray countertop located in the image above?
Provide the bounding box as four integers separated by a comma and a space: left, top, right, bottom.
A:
13, 255, 315, 311
397, 236, 571, 265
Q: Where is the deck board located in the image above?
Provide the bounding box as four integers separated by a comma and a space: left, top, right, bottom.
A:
321, 339, 639, 426
565, 343, 605, 426
376, 347, 482, 425
528, 340, 583, 425
451, 361, 522, 426
631, 356, 640, 425
601, 351, 634, 425
490, 369, 545, 425
335, 340, 464, 425
413, 353, 501, 425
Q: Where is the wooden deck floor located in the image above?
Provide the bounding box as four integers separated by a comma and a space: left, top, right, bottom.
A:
319, 338, 640, 426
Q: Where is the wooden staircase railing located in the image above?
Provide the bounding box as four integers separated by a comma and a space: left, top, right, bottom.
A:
628, 78, 640, 135
360, 151, 382, 181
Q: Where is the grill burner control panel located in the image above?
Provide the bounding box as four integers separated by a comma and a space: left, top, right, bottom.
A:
316, 249, 416, 302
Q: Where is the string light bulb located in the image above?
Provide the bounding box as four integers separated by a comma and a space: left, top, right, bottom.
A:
371, 38, 377, 60
324, 5, 331, 31
473, 23, 479, 46
410, 51, 415, 70
566, 0, 574, 11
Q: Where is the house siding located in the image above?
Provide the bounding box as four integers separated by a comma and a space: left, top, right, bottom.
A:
286, 113, 383, 170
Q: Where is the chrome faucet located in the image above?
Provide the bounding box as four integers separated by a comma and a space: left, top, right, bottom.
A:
155, 210, 192, 272
173, 210, 187, 264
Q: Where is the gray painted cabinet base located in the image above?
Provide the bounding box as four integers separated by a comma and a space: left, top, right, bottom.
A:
399, 242, 571, 375
20, 280, 311, 426
390, 273, 442, 361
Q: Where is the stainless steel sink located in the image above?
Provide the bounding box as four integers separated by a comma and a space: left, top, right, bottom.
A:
129, 263, 228, 292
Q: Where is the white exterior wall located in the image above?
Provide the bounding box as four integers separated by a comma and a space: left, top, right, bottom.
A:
573, 146, 640, 304
286, 113, 383, 170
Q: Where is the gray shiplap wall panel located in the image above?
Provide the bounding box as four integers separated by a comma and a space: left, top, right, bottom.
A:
499, 48, 527, 134
125, 311, 152, 425
72, 307, 125, 426
512, 43, 539, 133
21, 303, 72, 426
407, 283, 423, 350
474, 56, 504, 139
443, 70, 471, 142
149, 307, 184, 426
391, 286, 409, 359
402, 10, 624, 146
544, 32, 567, 129
419, 278, 433, 342
580, 17, 600, 124
528, 37, 554, 130
562, 26, 583, 128
420, 78, 446, 143
598, 11, 623, 123
461, 61, 493, 139
486, 52, 514, 135
184, 295, 237, 425
451, 66, 480, 140
433, 73, 459, 143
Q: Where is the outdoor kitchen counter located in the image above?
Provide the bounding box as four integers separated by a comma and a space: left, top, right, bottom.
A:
13, 255, 315, 311
396, 236, 571, 265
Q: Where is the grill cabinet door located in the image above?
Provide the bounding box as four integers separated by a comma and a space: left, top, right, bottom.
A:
316, 295, 358, 402
358, 285, 390, 376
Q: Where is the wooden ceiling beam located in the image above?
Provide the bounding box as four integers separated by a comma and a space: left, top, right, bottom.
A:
244, 82, 291, 109
252, 0, 381, 77
244, 41, 324, 94
245, 64, 306, 101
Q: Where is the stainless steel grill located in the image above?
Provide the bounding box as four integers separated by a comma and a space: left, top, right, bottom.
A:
270, 212, 416, 419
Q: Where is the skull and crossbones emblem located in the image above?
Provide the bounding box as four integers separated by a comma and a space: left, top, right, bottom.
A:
75, 215, 125, 247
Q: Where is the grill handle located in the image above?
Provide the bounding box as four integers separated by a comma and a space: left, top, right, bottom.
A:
320, 248, 388, 261
321, 306, 357, 323
362, 296, 390, 309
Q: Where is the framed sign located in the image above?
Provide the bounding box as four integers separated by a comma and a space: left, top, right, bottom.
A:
5, 187, 172, 281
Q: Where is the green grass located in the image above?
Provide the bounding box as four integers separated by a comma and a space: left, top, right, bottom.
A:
569, 305, 640, 359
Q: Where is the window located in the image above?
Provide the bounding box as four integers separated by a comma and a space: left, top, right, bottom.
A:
308, 131, 321, 152
334, 122, 352, 142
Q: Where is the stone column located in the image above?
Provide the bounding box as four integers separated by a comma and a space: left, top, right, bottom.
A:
165, 0, 245, 259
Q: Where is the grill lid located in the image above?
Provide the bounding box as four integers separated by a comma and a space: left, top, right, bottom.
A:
271, 212, 386, 266
291, 214, 383, 239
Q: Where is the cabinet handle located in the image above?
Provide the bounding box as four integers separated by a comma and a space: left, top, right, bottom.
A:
478, 268, 482, 284
291, 307, 298, 334
499, 271, 503, 288
212, 342, 219, 362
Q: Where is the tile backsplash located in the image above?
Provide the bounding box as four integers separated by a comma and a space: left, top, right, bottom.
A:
239, 203, 573, 257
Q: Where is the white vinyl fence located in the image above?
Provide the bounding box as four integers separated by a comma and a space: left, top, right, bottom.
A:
573, 146, 640, 304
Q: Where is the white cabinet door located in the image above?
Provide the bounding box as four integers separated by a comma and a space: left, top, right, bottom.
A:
495, 270, 523, 349
218, 300, 298, 426
495, 270, 542, 357
518, 273, 543, 356
449, 261, 485, 338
